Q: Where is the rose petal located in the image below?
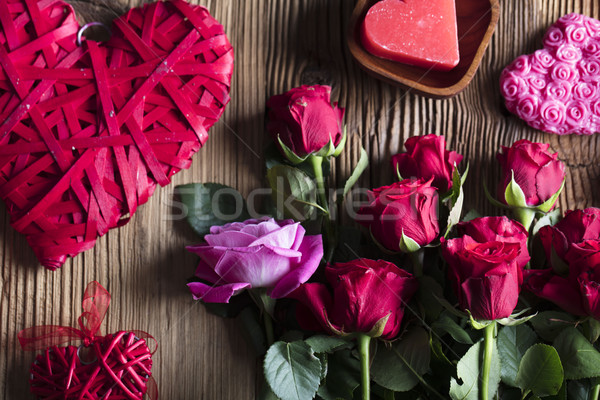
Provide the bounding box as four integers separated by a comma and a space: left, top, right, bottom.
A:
269, 235, 323, 298
187, 282, 251, 303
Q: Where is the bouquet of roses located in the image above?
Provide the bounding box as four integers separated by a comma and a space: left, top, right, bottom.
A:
177, 85, 600, 400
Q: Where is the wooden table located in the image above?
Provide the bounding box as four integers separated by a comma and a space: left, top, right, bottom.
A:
1, 0, 599, 398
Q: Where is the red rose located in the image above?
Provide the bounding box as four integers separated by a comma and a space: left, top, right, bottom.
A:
539, 208, 600, 268
524, 239, 600, 318
456, 216, 530, 269
357, 179, 439, 252
267, 85, 345, 159
391, 134, 463, 192
497, 139, 565, 208
290, 259, 418, 339
442, 235, 524, 320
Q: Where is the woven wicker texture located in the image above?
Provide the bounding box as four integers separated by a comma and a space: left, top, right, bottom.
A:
30, 333, 154, 400
0, 0, 233, 270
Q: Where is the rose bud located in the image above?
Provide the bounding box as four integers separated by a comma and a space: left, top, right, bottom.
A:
357, 178, 440, 253
187, 217, 323, 303
266, 85, 346, 163
456, 216, 530, 269
442, 234, 525, 321
391, 134, 463, 193
497, 139, 565, 211
290, 259, 418, 339
538, 207, 600, 272
524, 239, 600, 319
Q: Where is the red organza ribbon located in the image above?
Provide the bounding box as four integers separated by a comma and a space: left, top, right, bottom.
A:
18, 281, 158, 400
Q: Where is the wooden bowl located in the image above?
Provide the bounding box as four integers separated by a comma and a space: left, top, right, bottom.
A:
347, 0, 500, 99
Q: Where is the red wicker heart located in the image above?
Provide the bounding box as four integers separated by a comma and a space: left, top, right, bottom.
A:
0, 0, 233, 269
30, 332, 154, 399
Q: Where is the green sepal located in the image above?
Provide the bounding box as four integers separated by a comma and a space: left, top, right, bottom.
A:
483, 178, 511, 209
332, 126, 347, 157
366, 313, 391, 338
505, 170, 529, 208
315, 137, 336, 158
398, 231, 421, 253
497, 309, 538, 327
277, 135, 308, 165
536, 179, 565, 213
468, 312, 495, 330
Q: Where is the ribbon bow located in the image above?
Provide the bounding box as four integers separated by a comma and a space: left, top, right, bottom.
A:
18, 281, 158, 399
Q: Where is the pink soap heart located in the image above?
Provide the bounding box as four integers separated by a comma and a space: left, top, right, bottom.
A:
500, 13, 600, 135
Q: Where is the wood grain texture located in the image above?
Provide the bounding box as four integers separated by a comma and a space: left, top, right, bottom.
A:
0, 0, 599, 398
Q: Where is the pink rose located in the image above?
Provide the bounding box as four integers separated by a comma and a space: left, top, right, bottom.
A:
391, 134, 463, 192
267, 85, 345, 158
556, 44, 582, 64
456, 216, 530, 270
573, 82, 598, 101
497, 139, 566, 208
187, 217, 323, 302
550, 62, 580, 83
442, 236, 524, 320
531, 50, 556, 73
564, 24, 589, 46
544, 80, 573, 102
508, 55, 532, 76
516, 96, 540, 122
290, 259, 418, 339
357, 179, 439, 251
540, 100, 567, 130
500, 71, 529, 103
584, 18, 600, 37
565, 100, 591, 132
543, 26, 565, 50
525, 239, 600, 319
580, 59, 600, 77
538, 208, 600, 269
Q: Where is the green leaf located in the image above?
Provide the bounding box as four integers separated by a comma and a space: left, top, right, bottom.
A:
175, 183, 250, 236
342, 147, 368, 198
445, 165, 466, 237
497, 324, 538, 387
417, 276, 444, 322
432, 313, 473, 345
238, 307, 267, 355
371, 326, 431, 392
567, 379, 595, 400
462, 209, 482, 222
505, 170, 528, 208
516, 344, 564, 397
449, 342, 481, 400
264, 341, 322, 400
267, 165, 323, 220
530, 311, 576, 342
316, 349, 360, 400
304, 336, 349, 354
553, 327, 600, 380
450, 340, 501, 400
399, 231, 421, 253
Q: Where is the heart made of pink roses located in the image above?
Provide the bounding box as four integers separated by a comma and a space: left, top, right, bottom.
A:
0, 0, 233, 269
500, 13, 600, 135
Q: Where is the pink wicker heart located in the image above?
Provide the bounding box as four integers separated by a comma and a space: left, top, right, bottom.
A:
30, 332, 154, 400
0, 0, 233, 269
500, 13, 600, 135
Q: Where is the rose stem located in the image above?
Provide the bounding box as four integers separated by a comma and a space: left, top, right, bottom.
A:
309, 155, 336, 263
409, 249, 424, 277
263, 310, 275, 347
513, 207, 535, 232
481, 322, 496, 400
357, 333, 372, 400
591, 382, 600, 400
